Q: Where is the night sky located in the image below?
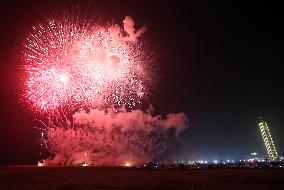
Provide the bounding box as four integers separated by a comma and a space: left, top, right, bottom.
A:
0, 0, 283, 165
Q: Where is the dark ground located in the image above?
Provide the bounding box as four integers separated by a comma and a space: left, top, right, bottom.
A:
0, 167, 284, 190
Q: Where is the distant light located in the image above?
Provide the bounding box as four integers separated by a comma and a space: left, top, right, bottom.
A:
41, 132, 44, 138
82, 162, 88, 167
84, 152, 87, 156
125, 162, 131, 167
37, 162, 44, 167
227, 160, 230, 163
205, 161, 208, 164
213, 160, 218, 164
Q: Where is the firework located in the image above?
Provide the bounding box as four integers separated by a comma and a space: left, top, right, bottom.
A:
19, 12, 188, 166
22, 15, 150, 113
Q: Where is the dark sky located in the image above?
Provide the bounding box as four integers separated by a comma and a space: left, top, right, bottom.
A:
0, 0, 283, 164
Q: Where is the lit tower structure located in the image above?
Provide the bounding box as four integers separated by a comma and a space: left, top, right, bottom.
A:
258, 118, 278, 161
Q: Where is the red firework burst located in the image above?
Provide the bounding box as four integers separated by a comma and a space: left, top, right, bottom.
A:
21, 15, 151, 113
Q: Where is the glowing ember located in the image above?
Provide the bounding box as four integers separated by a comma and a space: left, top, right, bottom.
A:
21, 15, 150, 113
124, 162, 132, 167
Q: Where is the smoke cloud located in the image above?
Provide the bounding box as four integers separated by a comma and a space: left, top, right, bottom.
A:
43, 108, 187, 166
109, 16, 147, 43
